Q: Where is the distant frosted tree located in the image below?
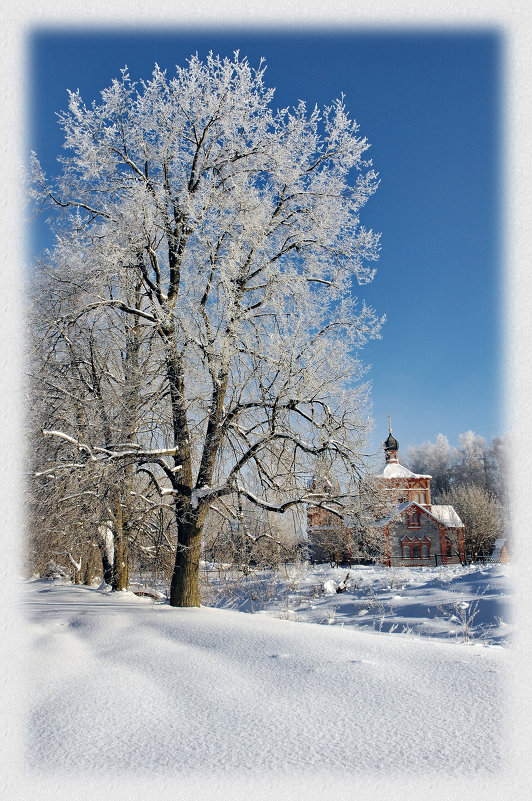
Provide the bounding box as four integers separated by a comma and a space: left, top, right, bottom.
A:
455, 431, 489, 489
489, 435, 510, 506
31, 53, 382, 606
438, 484, 503, 559
406, 430, 507, 503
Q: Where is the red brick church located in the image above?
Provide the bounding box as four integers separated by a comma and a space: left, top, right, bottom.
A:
307, 425, 465, 566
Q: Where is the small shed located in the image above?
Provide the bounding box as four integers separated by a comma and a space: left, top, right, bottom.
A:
490, 538, 509, 563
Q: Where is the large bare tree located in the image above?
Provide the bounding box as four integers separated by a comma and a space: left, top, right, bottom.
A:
30, 53, 383, 606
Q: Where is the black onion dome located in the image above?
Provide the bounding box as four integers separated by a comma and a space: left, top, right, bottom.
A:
384, 433, 399, 451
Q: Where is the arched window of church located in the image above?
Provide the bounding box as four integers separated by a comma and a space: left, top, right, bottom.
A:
412, 545, 420, 559
402, 545, 411, 559
421, 545, 429, 558
407, 511, 421, 529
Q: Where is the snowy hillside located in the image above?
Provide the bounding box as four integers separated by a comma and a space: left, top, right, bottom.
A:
22, 565, 511, 798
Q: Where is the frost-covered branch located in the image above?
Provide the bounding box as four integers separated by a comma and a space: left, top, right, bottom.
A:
42, 429, 178, 460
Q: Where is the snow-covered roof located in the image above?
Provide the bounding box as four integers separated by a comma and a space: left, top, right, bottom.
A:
430, 505, 464, 528
374, 501, 463, 529
374, 501, 411, 527
490, 538, 507, 560
375, 461, 431, 479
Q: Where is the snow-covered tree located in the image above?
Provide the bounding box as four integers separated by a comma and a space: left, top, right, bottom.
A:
455, 431, 490, 489
489, 435, 510, 507
30, 53, 382, 606
27, 240, 165, 589
406, 430, 507, 503
438, 484, 503, 559
203, 499, 303, 571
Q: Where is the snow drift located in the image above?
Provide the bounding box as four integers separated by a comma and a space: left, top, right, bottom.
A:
23, 578, 508, 780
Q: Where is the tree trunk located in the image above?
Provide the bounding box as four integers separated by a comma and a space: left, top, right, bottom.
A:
169, 515, 203, 607
100, 547, 113, 585
84, 544, 98, 585
113, 529, 130, 591
96, 522, 114, 585
112, 490, 129, 591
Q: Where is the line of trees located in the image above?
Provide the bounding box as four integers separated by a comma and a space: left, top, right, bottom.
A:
28, 53, 383, 605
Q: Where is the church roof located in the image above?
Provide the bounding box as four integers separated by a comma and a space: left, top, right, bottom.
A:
430, 505, 464, 527
374, 500, 464, 529
375, 461, 431, 479
374, 500, 411, 526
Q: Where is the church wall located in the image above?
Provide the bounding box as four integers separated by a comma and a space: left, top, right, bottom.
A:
374, 476, 431, 507
387, 514, 464, 565
387, 513, 441, 564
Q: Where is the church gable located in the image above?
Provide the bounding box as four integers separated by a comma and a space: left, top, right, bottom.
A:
376, 500, 462, 531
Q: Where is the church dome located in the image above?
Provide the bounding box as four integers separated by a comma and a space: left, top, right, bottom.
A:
384, 432, 399, 451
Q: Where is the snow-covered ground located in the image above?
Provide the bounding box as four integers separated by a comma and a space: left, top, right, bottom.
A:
200, 562, 511, 645
20, 563, 513, 800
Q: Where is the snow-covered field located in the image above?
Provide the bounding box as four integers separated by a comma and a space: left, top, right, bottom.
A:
201, 562, 511, 645
19, 563, 515, 800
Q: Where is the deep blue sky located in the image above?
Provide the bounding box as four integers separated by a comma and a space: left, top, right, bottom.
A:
28, 28, 502, 457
